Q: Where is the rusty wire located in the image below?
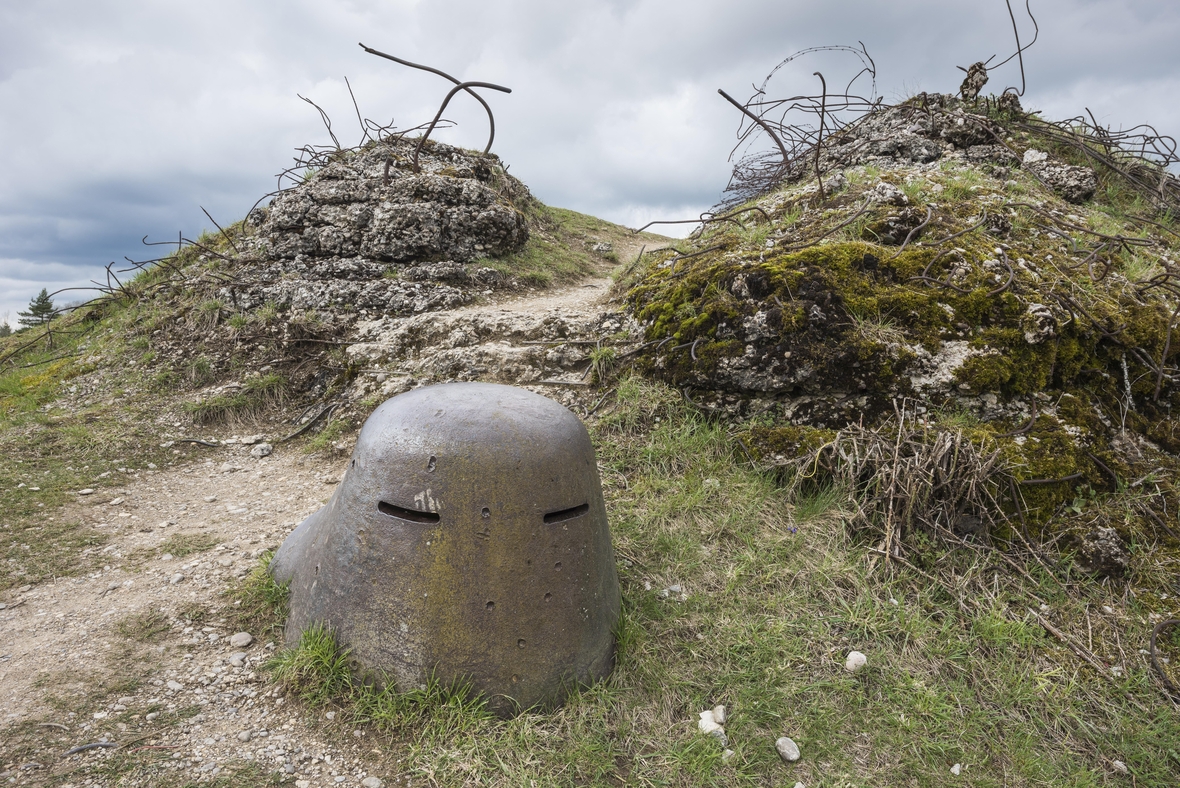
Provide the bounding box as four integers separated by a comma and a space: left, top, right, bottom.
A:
632, 206, 772, 235
718, 43, 878, 208
412, 80, 512, 172
360, 43, 509, 157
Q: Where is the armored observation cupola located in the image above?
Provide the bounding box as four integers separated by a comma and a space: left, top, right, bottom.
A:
270, 382, 621, 714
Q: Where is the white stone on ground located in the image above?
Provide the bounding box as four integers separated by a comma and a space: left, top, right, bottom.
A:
697, 710, 721, 734
844, 650, 867, 672
951, 763, 962, 775
251, 443, 273, 459
775, 736, 800, 762
170, 573, 185, 585
228, 652, 247, 667
712, 704, 726, 724
362, 778, 384, 788
229, 632, 253, 648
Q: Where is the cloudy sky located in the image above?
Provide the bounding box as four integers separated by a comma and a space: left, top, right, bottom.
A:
2, 0, 1179, 326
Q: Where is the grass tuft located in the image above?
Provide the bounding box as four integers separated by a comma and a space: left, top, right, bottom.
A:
114, 609, 171, 642
157, 532, 219, 558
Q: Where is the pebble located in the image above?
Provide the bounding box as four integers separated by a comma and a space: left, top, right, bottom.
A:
204, 495, 218, 502
229, 632, 254, 648
145, 712, 159, 721
250, 443, 273, 459
1112, 760, 1129, 774
697, 710, 721, 734
1102, 605, 1115, 615
166, 680, 183, 691
712, 704, 726, 725
362, 778, 384, 788
296, 782, 311, 788
170, 573, 185, 585
238, 730, 252, 742
844, 650, 868, 673
228, 652, 248, 667
951, 763, 962, 775
219, 463, 241, 474
775, 736, 801, 763
78, 489, 95, 495
721, 749, 735, 763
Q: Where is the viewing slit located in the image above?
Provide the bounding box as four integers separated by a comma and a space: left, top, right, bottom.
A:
543, 503, 589, 524
378, 501, 441, 524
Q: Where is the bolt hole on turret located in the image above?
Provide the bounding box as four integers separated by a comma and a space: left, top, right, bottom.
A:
486, 601, 495, 610
426, 455, 436, 473
481, 507, 490, 518
517, 639, 526, 649
554, 561, 563, 570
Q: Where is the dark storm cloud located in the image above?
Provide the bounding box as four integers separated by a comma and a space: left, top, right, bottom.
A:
2, 0, 1179, 324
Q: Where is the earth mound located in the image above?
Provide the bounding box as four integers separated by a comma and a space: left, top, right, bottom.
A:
621, 93, 1180, 545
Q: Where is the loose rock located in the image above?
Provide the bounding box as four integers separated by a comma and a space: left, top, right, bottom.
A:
169, 573, 185, 585
1077, 528, 1129, 577
362, 778, 384, 788
250, 442, 273, 459
712, 704, 727, 725
845, 650, 868, 672
775, 736, 801, 762
229, 632, 254, 648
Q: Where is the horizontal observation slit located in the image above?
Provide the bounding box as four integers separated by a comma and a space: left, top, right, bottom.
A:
543, 503, 589, 524
378, 501, 440, 524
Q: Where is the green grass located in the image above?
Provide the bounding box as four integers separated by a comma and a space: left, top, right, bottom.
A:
182, 372, 287, 424
115, 609, 172, 642
157, 532, 220, 558
226, 550, 289, 640
485, 204, 664, 286
250, 376, 1180, 786
303, 416, 350, 454
0, 314, 182, 589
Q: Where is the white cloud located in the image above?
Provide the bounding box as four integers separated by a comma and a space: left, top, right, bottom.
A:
1, 0, 1179, 322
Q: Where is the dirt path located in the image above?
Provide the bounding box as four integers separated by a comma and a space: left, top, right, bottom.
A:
0, 264, 641, 787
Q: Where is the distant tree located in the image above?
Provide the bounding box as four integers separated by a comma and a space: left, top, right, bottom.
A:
18, 288, 55, 327
0, 321, 10, 337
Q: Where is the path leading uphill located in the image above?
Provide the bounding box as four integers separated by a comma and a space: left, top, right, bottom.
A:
0, 244, 665, 787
